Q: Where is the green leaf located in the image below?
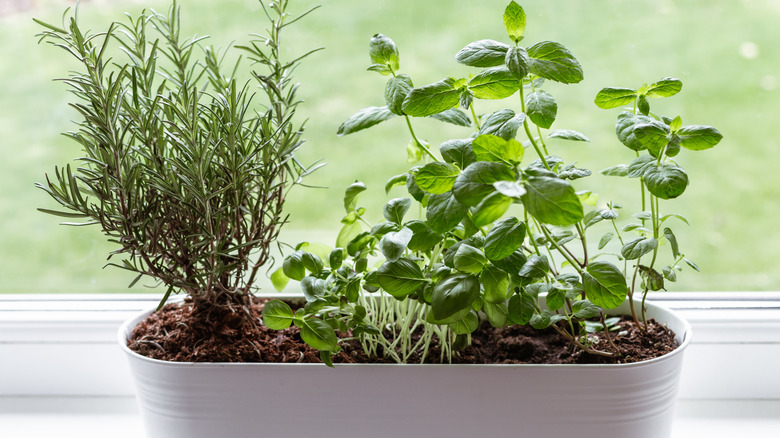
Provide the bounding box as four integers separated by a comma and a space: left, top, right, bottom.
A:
301, 276, 326, 302
637, 94, 650, 116
383, 197, 412, 224
379, 227, 413, 261
377, 258, 427, 298
521, 176, 584, 226
583, 261, 628, 309
572, 300, 602, 319
426, 192, 468, 234
453, 244, 487, 274
385, 74, 414, 115
598, 232, 614, 250
415, 162, 461, 194
440, 138, 476, 169
269, 267, 290, 292
546, 288, 565, 312
450, 310, 480, 334
296, 317, 339, 352
601, 164, 629, 177
615, 111, 655, 151
484, 302, 509, 328
369, 33, 399, 72
492, 249, 527, 280
594, 87, 637, 109
504, 1, 527, 44
621, 237, 658, 260
484, 217, 526, 260
548, 129, 590, 142
431, 273, 480, 320
336, 221, 362, 249
508, 292, 535, 325
643, 163, 689, 199
282, 251, 306, 281
482, 265, 511, 303
405, 220, 443, 252
337, 106, 395, 136
343, 181, 366, 212
646, 77, 683, 98
518, 254, 549, 279
385, 174, 408, 194
472, 134, 524, 165
468, 67, 522, 99
639, 265, 665, 291
429, 108, 472, 127
530, 310, 554, 329
678, 125, 723, 151
329, 248, 346, 270
402, 77, 463, 117
684, 257, 701, 272
633, 121, 671, 156
261, 300, 296, 330
301, 252, 324, 276
525, 90, 557, 129
627, 155, 656, 178
664, 227, 680, 258
471, 192, 513, 228
453, 162, 516, 207
505, 46, 530, 80
527, 41, 583, 84
455, 39, 511, 67
477, 109, 526, 140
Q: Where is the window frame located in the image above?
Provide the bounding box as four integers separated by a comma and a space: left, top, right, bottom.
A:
2, 292, 780, 399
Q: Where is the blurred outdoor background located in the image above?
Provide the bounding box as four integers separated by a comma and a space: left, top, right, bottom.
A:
1, 0, 777, 293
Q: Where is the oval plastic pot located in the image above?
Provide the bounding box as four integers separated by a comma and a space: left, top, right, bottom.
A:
119, 299, 690, 438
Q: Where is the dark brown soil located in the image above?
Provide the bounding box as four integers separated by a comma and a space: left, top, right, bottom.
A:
128, 298, 678, 365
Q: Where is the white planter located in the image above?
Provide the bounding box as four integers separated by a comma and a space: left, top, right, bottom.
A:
119, 299, 691, 438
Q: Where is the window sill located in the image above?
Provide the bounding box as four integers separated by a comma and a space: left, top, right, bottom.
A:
0, 397, 778, 438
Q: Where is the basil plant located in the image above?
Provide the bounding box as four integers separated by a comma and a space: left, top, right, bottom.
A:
264, 1, 721, 365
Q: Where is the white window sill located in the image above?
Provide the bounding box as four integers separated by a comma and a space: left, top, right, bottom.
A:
0, 397, 778, 438
2, 292, 780, 436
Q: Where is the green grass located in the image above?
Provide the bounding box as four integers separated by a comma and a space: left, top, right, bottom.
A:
1, 0, 778, 293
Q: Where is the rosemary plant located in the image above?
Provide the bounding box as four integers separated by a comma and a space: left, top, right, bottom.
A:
35, 0, 320, 316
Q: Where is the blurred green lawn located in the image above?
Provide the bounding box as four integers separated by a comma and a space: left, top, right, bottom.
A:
1, 0, 778, 293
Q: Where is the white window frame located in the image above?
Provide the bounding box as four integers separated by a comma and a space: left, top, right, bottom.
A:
1, 292, 780, 399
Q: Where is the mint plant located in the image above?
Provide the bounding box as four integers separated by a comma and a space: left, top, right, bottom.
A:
264, 1, 721, 363
36, 0, 320, 319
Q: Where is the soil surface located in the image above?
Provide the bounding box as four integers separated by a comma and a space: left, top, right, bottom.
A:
128, 298, 678, 365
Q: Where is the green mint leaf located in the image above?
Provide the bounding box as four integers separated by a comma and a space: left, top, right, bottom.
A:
678, 125, 723, 151
643, 163, 689, 199
664, 227, 680, 258
598, 232, 614, 250
633, 121, 671, 156
525, 90, 558, 129
518, 254, 550, 279
572, 300, 602, 319
440, 138, 476, 169
472, 134, 524, 164
646, 77, 683, 98
383, 197, 412, 224
343, 181, 367, 212
296, 317, 339, 352
483, 302, 509, 328
402, 77, 464, 117
455, 39, 511, 67
379, 227, 414, 261
615, 111, 656, 151
477, 108, 526, 140
385, 173, 408, 194
505, 46, 530, 79
369, 33, 399, 72
621, 237, 658, 260
484, 217, 526, 261
415, 162, 461, 194
405, 220, 444, 252
453, 244, 488, 274
482, 265, 511, 303
493, 180, 527, 198
468, 67, 522, 99
449, 310, 480, 335
548, 129, 590, 142
385, 74, 414, 115
429, 108, 472, 127
583, 261, 628, 309
269, 267, 290, 292
471, 191, 513, 228
594, 87, 637, 109
521, 176, 584, 226
282, 251, 306, 281
337, 106, 395, 136
508, 292, 535, 325
504, 1, 527, 44
453, 161, 517, 207
600, 164, 629, 177
527, 41, 583, 84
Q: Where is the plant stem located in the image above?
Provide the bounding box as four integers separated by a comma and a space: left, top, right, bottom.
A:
404, 115, 438, 161
518, 86, 550, 170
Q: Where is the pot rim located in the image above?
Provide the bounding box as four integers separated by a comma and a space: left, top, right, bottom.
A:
118, 298, 691, 369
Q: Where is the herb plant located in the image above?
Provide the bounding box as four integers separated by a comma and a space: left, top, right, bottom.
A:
36, 0, 320, 317
264, 1, 721, 364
